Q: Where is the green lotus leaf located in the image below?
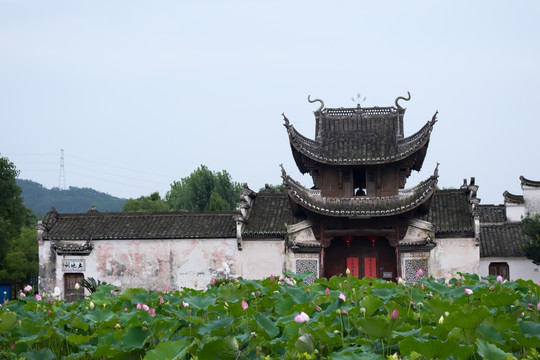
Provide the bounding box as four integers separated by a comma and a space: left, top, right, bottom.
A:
295, 333, 314, 354
144, 339, 191, 360
122, 326, 150, 350
198, 336, 239, 360
254, 312, 280, 338
197, 316, 234, 336
356, 316, 391, 339
0, 311, 18, 332
358, 295, 383, 317
399, 335, 474, 359
476, 338, 514, 360
18, 348, 55, 360
66, 333, 92, 344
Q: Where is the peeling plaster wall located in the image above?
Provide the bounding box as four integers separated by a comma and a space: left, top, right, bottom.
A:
239, 240, 285, 279
38, 239, 57, 294
39, 238, 286, 296
429, 237, 479, 279
480, 257, 540, 282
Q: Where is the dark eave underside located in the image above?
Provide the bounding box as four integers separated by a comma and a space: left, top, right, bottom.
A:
286, 117, 434, 169
284, 174, 438, 217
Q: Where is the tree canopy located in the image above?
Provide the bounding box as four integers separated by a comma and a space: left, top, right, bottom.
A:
123, 192, 170, 212
165, 165, 242, 212
0, 156, 29, 261
522, 213, 540, 265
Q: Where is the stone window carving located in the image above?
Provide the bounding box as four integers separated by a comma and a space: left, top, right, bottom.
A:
295, 259, 319, 285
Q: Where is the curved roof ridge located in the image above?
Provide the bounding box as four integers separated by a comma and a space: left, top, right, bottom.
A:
503, 190, 524, 204
283, 172, 438, 218
520, 175, 540, 187
285, 115, 435, 167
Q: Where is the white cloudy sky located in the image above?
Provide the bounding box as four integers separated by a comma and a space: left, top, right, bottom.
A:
1, 1, 539, 205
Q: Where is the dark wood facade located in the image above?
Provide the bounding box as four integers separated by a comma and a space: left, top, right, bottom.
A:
282, 95, 438, 280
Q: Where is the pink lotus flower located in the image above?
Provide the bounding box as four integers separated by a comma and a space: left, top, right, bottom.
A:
464, 288, 473, 296
416, 269, 423, 276
294, 311, 310, 323
142, 304, 149, 311
124, 307, 128, 311
136, 303, 142, 309
35, 294, 42, 301
24, 285, 32, 292
159, 296, 164, 304
391, 309, 399, 320
242, 300, 249, 310
19, 292, 25, 298
537, 302, 540, 311
420, 284, 424, 290
110, 290, 114, 295
211, 278, 216, 285
325, 288, 331, 295
149, 308, 156, 317
338, 293, 346, 301
270, 274, 275, 281
182, 301, 189, 307
164, 285, 169, 292
496, 275, 503, 283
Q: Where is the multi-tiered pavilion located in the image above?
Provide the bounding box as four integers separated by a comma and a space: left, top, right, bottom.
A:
281, 94, 439, 280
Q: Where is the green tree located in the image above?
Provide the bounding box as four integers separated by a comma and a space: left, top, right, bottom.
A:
165, 165, 242, 211
258, 184, 285, 193
522, 213, 540, 265
123, 192, 170, 212
0, 156, 28, 261
0, 226, 38, 285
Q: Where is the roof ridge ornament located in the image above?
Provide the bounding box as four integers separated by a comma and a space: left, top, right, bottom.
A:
394, 91, 411, 109
431, 110, 439, 124
282, 113, 290, 128
307, 95, 324, 112
280, 163, 288, 179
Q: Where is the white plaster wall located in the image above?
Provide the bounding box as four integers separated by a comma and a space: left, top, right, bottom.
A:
506, 203, 525, 222
480, 257, 540, 282
40, 238, 287, 296
523, 186, 540, 215
239, 240, 285, 279
429, 237, 479, 279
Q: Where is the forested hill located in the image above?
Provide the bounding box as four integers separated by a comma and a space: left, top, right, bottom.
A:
16, 179, 127, 217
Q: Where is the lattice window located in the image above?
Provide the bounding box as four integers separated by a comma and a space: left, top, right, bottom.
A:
295, 259, 319, 285
403, 258, 428, 282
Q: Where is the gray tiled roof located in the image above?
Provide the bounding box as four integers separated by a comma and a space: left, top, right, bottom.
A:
242, 193, 303, 239
476, 204, 531, 258
477, 205, 507, 223
43, 211, 237, 240
285, 106, 435, 169
480, 223, 527, 257
421, 189, 474, 237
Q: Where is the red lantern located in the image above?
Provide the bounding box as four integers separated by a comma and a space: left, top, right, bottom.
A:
368, 236, 378, 248
343, 236, 353, 247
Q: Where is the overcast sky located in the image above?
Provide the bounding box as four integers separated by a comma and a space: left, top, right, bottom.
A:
2, 1, 539, 206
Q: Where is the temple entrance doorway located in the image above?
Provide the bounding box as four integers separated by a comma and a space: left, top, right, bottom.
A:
323, 236, 396, 280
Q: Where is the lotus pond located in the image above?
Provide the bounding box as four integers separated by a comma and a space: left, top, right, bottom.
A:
1, 273, 539, 359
